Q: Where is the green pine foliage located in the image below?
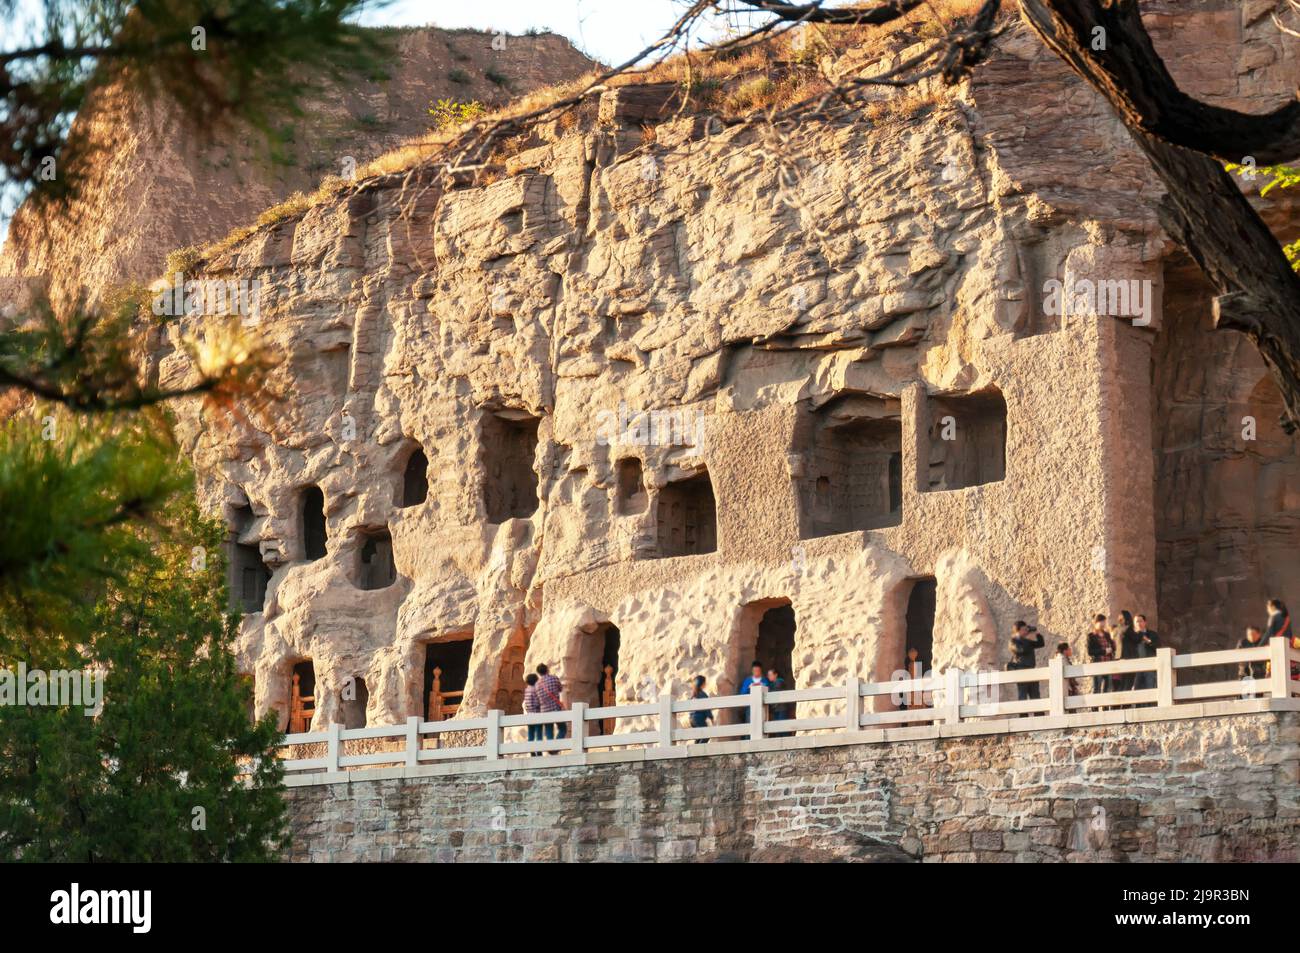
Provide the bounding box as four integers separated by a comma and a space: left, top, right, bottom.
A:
2, 0, 394, 205
1227, 162, 1300, 271
0, 415, 286, 861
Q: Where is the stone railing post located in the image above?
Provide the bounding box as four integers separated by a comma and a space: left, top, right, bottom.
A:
1270, 637, 1290, 700
1048, 655, 1066, 717
749, 687, 765, 741
326, 721, 341, 773
1156, 647, 1175, 708
658, 693, 674, 749
570, 702, 586, 755
485, 709, 501, 760
404, 716, 420, 767
844, 675, 860, 731
944, 669, 962, 725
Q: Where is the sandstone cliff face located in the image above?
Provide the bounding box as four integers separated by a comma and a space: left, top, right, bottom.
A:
0, 28, 596, 312
114, 3, 1300, 729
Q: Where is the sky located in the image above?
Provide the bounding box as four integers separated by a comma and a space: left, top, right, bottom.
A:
356, 0, 734, 66
0, 0, 746, 242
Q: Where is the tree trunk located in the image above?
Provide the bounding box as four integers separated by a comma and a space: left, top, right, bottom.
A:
1018, 0, 1300, 431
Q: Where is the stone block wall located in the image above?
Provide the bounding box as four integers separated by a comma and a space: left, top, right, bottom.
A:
283, 710, 1300, 862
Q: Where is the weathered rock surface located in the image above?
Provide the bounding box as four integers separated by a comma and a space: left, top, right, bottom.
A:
142, 1, 1297, 732
7, 3, 1297, 732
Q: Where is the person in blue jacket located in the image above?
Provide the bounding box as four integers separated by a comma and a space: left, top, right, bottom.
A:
738, 661, 769, 723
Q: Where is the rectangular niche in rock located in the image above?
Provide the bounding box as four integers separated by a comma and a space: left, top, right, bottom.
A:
797, 395, 903, 539
231, 542, 271, 613
355, 528, 396, 590
615, 457, 647, 515
481, 410, 540, 523
424, 636, 473, 721
926, 387, 1007, 492
226, 502, 270, 613
655, 470, 717, 558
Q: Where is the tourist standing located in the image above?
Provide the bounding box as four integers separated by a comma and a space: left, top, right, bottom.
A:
1113, 610, 1139, 692
1086, 614, 1115, 695
689, 675, 713, 743
739, 661, 769, 723
523, 673, 549, 756
767, 667, 793, 737
1132, 614, 1159, 693
1056, 642, 1080, 697
1008, 622, 1044, 705
1264, 599, 1296, 679
1237, 625, 1267, 682
536, 664, 567, 740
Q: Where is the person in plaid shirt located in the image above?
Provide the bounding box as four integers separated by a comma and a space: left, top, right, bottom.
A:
523, 673, 547, 757
535, 664, 568, 740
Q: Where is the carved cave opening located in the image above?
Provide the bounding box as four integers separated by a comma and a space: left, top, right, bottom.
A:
355, 528, 396, 591
340, 675, 369, 729
401, 445, 429, 507
615, 457, 647, 515
925, 388, 1007, 491
301, 486, 327, 560
227, 503, 270, 614
231, 542, 271, 614
729, 598, 796, 723
573, 622, 620, 710
904, 576, 936, 678
289, 660, 316, 733
655, 470, 717, 557
492, 624, 532, 714
424, 636, 473, 721
482, 411, 540, 523
756, 604, 796, 690
797, 396, 903, 538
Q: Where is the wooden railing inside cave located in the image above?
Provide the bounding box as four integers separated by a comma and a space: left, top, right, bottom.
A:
275, 638, 1300, 787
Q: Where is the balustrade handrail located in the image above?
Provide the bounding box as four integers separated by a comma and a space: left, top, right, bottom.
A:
275, 638, 1300, 776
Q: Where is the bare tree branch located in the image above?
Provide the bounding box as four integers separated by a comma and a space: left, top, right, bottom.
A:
733, 0, 928, 25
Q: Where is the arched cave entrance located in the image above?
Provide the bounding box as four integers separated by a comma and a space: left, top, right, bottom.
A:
401, 446, 429, 507
570, 622, 620, 708
289, 660, 316, 733
903, 577, 936, 707
729, 599, 797, 723
340, 676, 368, 729
301, 486, 327, 561
904, 576, 936, 675
227, 501, 271, 612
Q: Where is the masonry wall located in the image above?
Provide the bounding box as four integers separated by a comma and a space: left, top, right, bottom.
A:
283, 711, 1300, 863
